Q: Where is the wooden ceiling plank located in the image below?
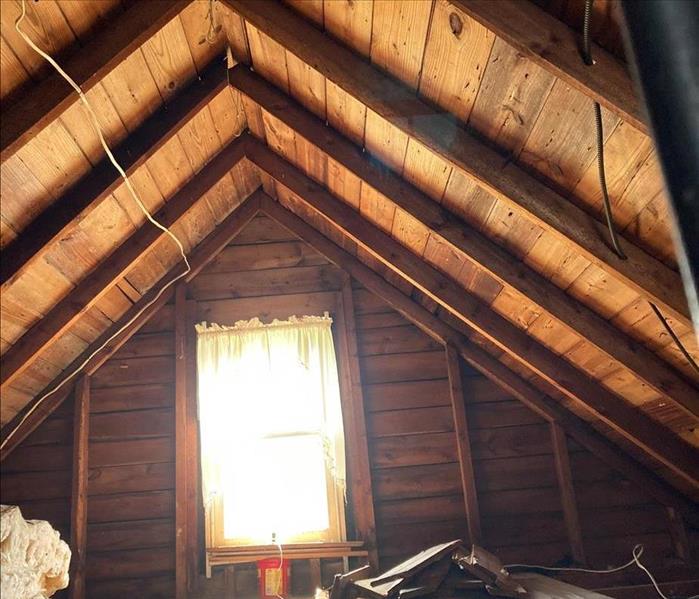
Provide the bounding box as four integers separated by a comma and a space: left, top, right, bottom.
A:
0, 0, 191, 162
0, 189, 262, 461
223, 0, 688, 325
1, 54, 227, 290
230, 66, 699, 419
248, 139, 699, 487
259, 195, 698, 523
0, 133, 247, 393
451, 0, 647, 133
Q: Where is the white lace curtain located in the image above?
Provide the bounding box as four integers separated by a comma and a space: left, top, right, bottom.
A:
195, 314, 346, 525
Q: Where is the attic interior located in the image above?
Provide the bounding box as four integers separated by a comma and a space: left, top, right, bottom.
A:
0, 0, 698, 598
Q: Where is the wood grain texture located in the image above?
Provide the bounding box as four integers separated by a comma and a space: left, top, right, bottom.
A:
0, 133, 246, 392
336, 275, 379, 570
445, 345, 482, 544
69, 377, 90, 599
229, 64, 699, 419
259, 196, 698, 524
419, 0, 494, 123
1, 56, 227, 289
453, 0, 647, 132
175, 285, 187, 599
0, 192, 261, 461
224, 0, 688, 326
550, 423, 586, 564
370, 0, 433, 89
1, 0, 191, 161
248, 138, 699, 488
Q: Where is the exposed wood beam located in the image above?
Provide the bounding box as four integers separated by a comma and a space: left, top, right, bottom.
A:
1, 53, 227, 289
666, 507, 692, 564
550, 423, 586, 565
229, 65, 699, 418
0, 190, 262, 461
259, 195, 699, 525
0, 133, 247, 392
310, 559, 322, 591
175, 284, 188, 599
68, 375, 90, 599
224, 0, 689, 325
184, 298, 200, 588
248, 141, 699, 488
336, 274, 379, 571
0, 0, 191, 162
452, 0, 647, 133
445, 345, 482, 545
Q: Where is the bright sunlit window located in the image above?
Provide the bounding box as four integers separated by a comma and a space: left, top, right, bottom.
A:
195, 314, 346, 548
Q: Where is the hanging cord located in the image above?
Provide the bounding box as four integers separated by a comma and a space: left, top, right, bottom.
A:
582, 0, 699, 376
202, 0, 222, 45
0, 0, 192, 453
505, 544, 673, 599
649, 303, 699, 376
272, 533, 285, 599
582, 0, 627, 260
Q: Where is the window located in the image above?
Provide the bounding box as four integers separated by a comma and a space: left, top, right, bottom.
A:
195, 314, 346, 549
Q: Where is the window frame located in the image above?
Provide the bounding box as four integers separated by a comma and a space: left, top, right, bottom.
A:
198, 315, 348, 551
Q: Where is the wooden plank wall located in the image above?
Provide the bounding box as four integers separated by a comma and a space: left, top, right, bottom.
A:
1, 396, 74, 599
84, 302, 177, 598
1, 395, 74, 538
356, 285, 468, 564
2, 213, 697, 598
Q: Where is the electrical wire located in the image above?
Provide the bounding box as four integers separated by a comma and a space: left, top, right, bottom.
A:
204, 0, 222, 45
505, 544, 674, 599
273, 534, 286, 599
0, 0, 192, 453
649, 303, 699, 376
582, 0, 627, 260
581, 0, 699, 378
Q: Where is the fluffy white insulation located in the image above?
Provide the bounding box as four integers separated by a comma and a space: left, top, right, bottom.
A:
0, 505, 71, 599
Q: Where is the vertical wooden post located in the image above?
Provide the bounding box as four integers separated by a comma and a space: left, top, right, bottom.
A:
310, 558, 322, 590
445, 345, 482, 545
185, 299, 201, 587
666, 506, 691, 563
69, 375, 90, 599
550, 423, 586, 564
175, 284, 188, 598
336, 275, 379, 571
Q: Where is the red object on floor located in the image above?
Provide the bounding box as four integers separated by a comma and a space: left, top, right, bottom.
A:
257, 557, 290, 599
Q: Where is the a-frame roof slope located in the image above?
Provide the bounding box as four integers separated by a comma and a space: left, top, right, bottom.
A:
1, 0, 698, 504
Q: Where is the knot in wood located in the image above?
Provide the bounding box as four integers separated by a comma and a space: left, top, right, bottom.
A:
449, 12, 463, 38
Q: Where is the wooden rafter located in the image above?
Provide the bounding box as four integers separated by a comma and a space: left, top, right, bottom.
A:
0, 133, 248, 392
259, 195, 699, 525
452, 0, 647, 133
223, 0, 689, 326
0, 190, 262, 460
1, 53, 228, 289
0, 0, 191, 162
247, 139, 699, 488
229, 64, 699, 418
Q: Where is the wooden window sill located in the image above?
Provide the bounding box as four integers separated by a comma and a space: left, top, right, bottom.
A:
207, 541, 368, 569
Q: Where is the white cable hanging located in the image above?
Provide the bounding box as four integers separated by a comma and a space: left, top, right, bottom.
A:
1, 0, 193, 452
505, 544, 680, 599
